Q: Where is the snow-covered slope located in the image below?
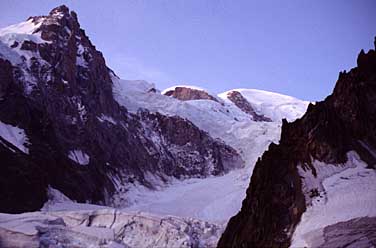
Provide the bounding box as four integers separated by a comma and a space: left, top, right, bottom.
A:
0, 17, 51, 93
218, 40, 376, 247
0, 5, 314, 247
291, 152, 376, 247
113, 78, 308, 224
113, 78, 280, 168
219, 89, 310, 122
0, 188, 222, 248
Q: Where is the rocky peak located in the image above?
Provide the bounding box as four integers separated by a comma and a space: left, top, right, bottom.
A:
27, 5, 79, 41
4, 4, 115, 115
0, 6, 243, 214
164, 86, 220, 102
49, 5, 70, 16
226, 91, 271, 122
219, 38, 376, 247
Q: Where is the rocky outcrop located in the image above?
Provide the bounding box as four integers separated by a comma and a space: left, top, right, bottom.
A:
226, 91, 271, 121
0, 5, 243, 213
164, 86, 220, 102
138, 111, 243, 177
218, 38, 376, 247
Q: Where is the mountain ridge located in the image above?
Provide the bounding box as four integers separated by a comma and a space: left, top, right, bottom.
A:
218, 38, 376, 247
0, 5, 243, 213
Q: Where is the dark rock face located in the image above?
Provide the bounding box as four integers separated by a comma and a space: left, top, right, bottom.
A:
0, 5, 243, 213
138, 111, 243, 177
226, 91, 272, 122
164, 86, 220, 102
218, 39, 376, 247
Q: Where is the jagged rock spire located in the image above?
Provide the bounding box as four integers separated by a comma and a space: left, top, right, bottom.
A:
49, 5, 70, 15
219, 36, 376, 248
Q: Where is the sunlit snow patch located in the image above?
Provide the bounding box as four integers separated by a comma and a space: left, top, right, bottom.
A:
0, 19, 42, 36
218, 88, 310, 122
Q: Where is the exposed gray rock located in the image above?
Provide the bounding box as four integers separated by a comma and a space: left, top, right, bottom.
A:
219, 38, 376, 247
319, 217, 376, 248
226, 91, 271, 122
164, 86, 220, 102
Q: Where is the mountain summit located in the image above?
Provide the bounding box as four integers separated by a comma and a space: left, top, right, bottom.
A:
1, 4, 370, 248
0, 5, 243, 213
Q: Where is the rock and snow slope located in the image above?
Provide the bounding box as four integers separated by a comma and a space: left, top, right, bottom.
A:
112, 79, 308, 224
0, 5, 316, 248
0, 121, 29, 154
0, 75, 308, 247
0, 5, 243, 214
113, 80, 308, 167
292, 152, 376, 247
219, 88, 310, 122
219, 39, 376, 247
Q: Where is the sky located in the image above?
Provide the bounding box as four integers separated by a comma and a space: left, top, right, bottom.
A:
0, 0, 375, 101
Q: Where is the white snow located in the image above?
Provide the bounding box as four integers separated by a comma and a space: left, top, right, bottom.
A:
76, 44, 88, 67
0, 19, 54, 95
0, 18, 50, 49
0, 40, 23, 65
0, 207, 222, 248
0, 19, 42, 37
291, 152, 376, 247
0, 31, 42, 66
0, 121, 29, 154
0, 187, 223, 248
112, 77, 308, 224
68, 150, 90, 165
123, 169, 252, 224
0, 36, 44, 94
219, 89, 310, 122
76, 100, 87, 121
97, 114, 117, 125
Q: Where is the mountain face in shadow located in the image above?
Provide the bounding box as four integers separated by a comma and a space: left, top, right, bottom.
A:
218, 38, 376, 247
0, 5, 243, 213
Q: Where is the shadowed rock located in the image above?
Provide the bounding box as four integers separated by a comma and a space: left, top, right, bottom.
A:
218, 37, 376, 247
0, 5, 243, 213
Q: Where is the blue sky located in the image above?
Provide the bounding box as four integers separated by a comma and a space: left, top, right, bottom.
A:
1, 0, 375, 101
